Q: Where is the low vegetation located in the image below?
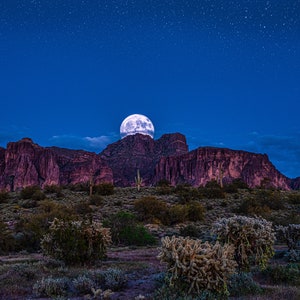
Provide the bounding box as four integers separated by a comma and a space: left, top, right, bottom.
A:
0, 184, 299, 299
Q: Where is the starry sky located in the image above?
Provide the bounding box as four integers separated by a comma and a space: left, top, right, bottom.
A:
0, 0, 299, 178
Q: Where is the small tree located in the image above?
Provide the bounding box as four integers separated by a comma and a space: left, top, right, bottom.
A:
213, 215, 275, 271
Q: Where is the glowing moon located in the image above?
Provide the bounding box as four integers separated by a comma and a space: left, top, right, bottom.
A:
120, 114, 155, 139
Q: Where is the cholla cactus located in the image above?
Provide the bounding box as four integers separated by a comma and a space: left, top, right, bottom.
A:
135, 169, 142, 191
158, 236, 236, 295
213, 215, 275, 271
276, 224, 300, 251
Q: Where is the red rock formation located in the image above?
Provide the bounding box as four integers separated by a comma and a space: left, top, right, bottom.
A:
154, 147, 291, 189
291, 177, 300, 190
100, 133, 188, 186
0, 138, 113, 191
0, 134, 296, 191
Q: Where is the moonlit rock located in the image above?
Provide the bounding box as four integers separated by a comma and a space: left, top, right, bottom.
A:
120, 114, 155, 139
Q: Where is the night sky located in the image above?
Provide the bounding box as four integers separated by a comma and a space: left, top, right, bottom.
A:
0, 1, 299, 178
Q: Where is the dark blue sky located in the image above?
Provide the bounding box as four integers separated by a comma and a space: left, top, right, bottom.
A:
0, 0, 299, 178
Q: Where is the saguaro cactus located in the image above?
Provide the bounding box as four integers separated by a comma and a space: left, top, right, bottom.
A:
135, 169, 142, 191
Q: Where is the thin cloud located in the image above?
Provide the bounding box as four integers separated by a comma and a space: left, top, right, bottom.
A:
50, 134, 114, 152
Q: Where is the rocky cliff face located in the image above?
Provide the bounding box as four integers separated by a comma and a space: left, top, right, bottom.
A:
0, 138, 113, 191
100, 133, 188, 186
0, 134, 296, 191
291, 177, 300, 190
154, 147, 291, 189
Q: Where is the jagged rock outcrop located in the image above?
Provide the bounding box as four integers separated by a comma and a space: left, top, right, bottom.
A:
0, 133, 297, 191
0, 138, 113, 191
100, 133, 188, 186
154, 147, 291, 189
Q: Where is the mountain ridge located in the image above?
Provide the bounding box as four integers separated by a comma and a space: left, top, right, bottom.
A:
0, 134, 297, 191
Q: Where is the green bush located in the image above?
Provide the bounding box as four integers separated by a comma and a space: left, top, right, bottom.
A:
167, 205, 189, 225
41, 218, 111, 265
104, 211, 156, 246
228, 272, 262, 297
89, 194, 103, 206
134, 196, 168, 223
288, 193, 300, 205
179, 224, 202, 238
187, 201, 205, 222
199, 181, 225, 199
73, 201, 92, 215
0, 191, 9, 203
262, 263, 300, 285
213, 215, 275, 271
174, 184, 201, 204
43, 185, 62, 194
15, 201, 76, 251
20, 185, 42, 199
0, 221, 15, 254
93, 183, 114, 195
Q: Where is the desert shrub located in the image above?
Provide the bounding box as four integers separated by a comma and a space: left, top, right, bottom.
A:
175, 184, 201, 204
167, 205, 189, 224
236, 197, 272, 217
93, 183, 114, 195
262, 263, 300, 285
231, 178, 249, 189
89, 194, 103, 206
134, 196, 168, 223
104, 211, 156, 246
73, 201, 92, 215
68, 182, 89, 192
103, 268, 127, 291
166, 202, 205, 225
179, 224, 202, 238
0, 191, 9, 203
213, 215, 275, 271
287, 193, 300, 205
156, 179, 171, 187
33, 276, 70, 297
19, 199, 38, 208
0, 221, 15, 254
199, 181, 225, 199
20, 185, 41, 199
187, 201, 205, 222
276, 224, 300, 250
32, 190, 46, 200
41, 218, 111, 265
15, 201, 76, 251
228, 272, 262, 297
236, 190, 284, 217
158, 236, 236, 296
72, 274, 96, 295
43, 184, 62, 194
223, 183, 238, 194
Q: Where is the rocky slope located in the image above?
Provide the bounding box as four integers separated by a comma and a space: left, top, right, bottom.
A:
0, 138, 113, 191
0, 134, 296, 191
100, 133, 188, 186
154, 147, 291, 189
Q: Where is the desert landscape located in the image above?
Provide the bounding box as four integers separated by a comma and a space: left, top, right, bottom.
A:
0, 181, 299, 299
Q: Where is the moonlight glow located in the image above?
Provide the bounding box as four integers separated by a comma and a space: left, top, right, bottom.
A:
120, 114, 155, 139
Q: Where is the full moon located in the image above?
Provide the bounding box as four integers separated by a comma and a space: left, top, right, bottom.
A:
120, 114, 155, 139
